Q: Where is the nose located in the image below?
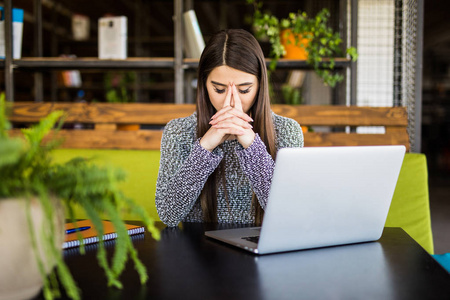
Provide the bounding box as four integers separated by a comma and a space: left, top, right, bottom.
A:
229, 83, 235, 107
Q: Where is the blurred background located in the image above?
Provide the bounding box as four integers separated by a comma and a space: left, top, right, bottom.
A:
1, 0, 449, 252
422, 0, 450, 254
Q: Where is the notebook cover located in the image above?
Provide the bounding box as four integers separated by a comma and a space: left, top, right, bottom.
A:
63, 219, 145, 249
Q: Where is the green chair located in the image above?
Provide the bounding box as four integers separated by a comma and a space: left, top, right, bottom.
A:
385, 153, 434, 254
51, 149, 161, 221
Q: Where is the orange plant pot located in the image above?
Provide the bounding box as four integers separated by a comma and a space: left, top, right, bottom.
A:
280, 29, 310, 60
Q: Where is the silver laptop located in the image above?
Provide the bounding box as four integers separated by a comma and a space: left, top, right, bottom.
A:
205, 145, 406, 255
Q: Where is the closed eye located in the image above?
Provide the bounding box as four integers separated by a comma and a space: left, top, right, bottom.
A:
239, 88, 251, 94
214, 87, 226, 94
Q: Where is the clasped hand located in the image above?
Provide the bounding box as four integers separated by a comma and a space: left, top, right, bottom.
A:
200, 83, 255, 151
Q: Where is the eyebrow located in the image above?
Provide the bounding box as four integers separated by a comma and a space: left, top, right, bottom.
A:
211, 80, 254, 87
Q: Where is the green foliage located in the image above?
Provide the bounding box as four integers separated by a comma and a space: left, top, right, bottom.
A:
248, 0, 358, 87
0, 94, 160, 300
281, 84, 303, 105
104, 72, 136, 103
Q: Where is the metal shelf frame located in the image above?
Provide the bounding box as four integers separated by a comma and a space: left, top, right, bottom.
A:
3, 0, 356, 104
7, 57, 352, 70
3, 0, 14, 102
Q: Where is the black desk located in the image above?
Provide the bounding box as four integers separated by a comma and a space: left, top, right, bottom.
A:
40, 223, 450, 299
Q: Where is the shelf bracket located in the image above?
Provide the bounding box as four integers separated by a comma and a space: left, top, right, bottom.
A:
174, 0, 184, 104
4, 0, 14, 102
34, 0, 44, 102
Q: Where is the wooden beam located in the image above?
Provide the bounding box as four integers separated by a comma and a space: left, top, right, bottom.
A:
271, 105, 408, 126
9, 129, 163, 150
9, 102, 196, 125
303, 132, 410, 151
7, 103, 410, 150
9, 129, 409, 151
9, 103, 408, 127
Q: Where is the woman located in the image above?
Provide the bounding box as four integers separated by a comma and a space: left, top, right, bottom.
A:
155, 29, 303, 227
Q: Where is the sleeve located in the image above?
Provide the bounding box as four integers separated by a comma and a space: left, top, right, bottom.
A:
235, 134, 274, 210
276, 116, 304, 149
235, 117, 304, 210
155, 120, 223, 227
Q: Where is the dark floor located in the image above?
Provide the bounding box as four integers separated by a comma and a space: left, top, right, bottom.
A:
429, 177, 450, 254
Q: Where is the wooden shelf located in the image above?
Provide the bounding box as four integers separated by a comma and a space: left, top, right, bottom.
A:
57, 82, 174, 91
8, 57, 352, 71
12, 57, 175, 70
1, 1, 357, 104
184, 58, 352, 69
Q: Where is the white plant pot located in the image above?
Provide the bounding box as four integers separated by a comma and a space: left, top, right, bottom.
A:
0, 197, 64, 300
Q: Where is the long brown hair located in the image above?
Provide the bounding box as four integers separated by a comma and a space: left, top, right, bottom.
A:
196, 29, 276, 224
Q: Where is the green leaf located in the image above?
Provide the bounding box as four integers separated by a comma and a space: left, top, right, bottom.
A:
347, 47, 359, 61
0, 139, 24, 169
280, 18, 290, 28
248, 1, 357, 89
0, 90, 159, 300
0, 93, 12, 138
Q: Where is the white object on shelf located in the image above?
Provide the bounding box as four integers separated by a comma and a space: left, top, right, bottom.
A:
0, 7, 24, 59
98, 16, 127, 59
183, 10, 205, 59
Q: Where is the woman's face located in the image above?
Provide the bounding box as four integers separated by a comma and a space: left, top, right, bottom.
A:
206, 65, 259, 114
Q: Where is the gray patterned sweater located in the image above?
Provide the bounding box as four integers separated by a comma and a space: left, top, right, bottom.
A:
155, 112, 303, 227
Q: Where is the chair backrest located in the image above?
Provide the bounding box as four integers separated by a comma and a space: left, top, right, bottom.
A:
9, 102, 432, 252
385, 153, 434, 254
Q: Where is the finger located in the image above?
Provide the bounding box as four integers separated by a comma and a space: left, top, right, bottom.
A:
210, 86, 232, 121
210, 105, 233, 120
223, 83, 232, 108
212, 119, 253, 131
210, 109, 253, 125
210, 114, 253, 129
212, 124, 246, 136
200, 128, 231, 151
231, 83, 243, 112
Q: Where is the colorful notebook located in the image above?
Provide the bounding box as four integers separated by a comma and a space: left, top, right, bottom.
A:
63, 219, 145, 249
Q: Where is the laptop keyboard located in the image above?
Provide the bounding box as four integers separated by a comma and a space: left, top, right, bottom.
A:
241, 236, 259, 244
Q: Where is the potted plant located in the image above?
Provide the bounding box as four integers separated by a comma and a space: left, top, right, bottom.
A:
0, 94, 160, 300
104, 71, 136, 104
104, 71, 140, 131
281, 84, 303, 105
248, 0, 358, 87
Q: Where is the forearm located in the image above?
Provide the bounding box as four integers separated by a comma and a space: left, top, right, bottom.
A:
155, 140, 223, 226
235, 134, 275, 210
